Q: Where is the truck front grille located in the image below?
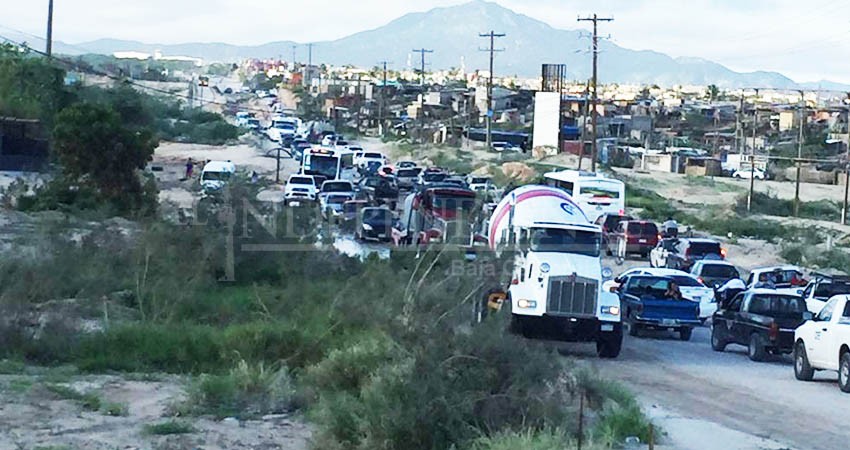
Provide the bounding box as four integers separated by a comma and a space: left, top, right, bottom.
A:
547, 276, 598, 317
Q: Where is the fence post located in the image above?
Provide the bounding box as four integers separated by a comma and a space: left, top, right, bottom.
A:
577, 391, 584, 450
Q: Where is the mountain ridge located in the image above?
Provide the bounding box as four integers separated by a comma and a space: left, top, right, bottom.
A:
10, 0, 846, 89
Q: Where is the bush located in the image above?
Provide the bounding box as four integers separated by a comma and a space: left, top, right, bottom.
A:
737, 192, 841, 222
142, 420, 195, 435
182, 360, 295, 419
466, 430, 577, 450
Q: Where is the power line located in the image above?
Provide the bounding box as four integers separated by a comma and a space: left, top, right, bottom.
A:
577, 14, 614, 173
479, 31, 505, 151
412, 48, 433, 144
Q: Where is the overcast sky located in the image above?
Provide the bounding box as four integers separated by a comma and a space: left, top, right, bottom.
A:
3, 0, 850, 83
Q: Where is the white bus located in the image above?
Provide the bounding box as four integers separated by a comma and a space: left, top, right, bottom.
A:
543, 170, 625, 223
301, 147, 356, 181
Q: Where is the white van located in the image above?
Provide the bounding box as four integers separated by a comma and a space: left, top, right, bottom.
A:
201, 161, 236, 192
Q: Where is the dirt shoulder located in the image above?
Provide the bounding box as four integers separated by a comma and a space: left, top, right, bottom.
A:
0, 372, 311, 450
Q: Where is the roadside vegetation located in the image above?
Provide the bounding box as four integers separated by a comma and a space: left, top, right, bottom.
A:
0, 45, 239, 219
0, 179, 652, 449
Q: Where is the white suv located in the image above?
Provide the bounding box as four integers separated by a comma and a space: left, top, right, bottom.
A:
355, 152, 387, 169
284, 174, 318, 206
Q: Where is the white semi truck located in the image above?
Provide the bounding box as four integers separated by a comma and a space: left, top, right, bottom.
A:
488, 185, 623, 358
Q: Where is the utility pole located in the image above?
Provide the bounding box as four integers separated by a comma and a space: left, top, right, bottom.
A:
578, 14, 614, 172
794, 90, 805, 217
479, 31, 505, 150
46, 0, 54, 56
412, 48, 433, 144
304, 43, 314, 89
747, 89, 759, 212
376, 60, 390, 136
578, 79, 590, 170
843, 92, 850, 225
291, 44, 297, 69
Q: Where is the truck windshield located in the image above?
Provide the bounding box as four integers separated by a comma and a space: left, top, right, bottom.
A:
307, 155, 339, 179
529, 228, 601, 257
323, 182, 351, 193
202, 171, 231, 181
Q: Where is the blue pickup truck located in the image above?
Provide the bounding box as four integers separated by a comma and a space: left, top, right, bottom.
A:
617, 274, 702, 341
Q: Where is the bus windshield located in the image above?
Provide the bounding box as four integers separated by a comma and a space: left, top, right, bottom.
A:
529, 227, 601, 257
306, 155, 339, 179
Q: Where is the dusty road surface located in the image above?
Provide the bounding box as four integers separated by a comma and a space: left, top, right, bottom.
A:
566, 326, 849, 450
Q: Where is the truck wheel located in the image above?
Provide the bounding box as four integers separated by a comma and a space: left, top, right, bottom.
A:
748, 333, 767, 362
794, 341, 815, 381
840, 352, 850, 393
597, 326, 623, 358
710, 325, 727, 352
628, 320, 641, 337
679, 327, 693, 341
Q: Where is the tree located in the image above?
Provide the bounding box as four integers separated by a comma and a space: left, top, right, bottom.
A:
0, 44, 69, 124
706, 84, 720, 102
52, 103, 158, 214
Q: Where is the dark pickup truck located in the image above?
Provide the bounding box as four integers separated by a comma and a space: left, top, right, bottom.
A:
711, 289, 811, 361
618, 275, 702, 341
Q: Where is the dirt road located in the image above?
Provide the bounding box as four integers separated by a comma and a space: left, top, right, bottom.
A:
581, 325, 848, 450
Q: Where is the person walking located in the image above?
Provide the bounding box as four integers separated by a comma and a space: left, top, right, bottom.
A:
185, 158, 194, 180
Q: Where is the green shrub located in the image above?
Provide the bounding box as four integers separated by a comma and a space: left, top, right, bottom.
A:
142, 420, 195, 435
183, 360, 295, 418
102, 401, 129, 416
466, 430, 576, 450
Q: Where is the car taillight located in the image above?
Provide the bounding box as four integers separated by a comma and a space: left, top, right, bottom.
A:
720, 248, 727, 258
697, 277, 704, 285
768, 322, 779, 341
619, 209, 625, 215
511, 278, 519, 285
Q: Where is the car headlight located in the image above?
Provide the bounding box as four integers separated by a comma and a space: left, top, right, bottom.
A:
601, 305, 620, 316
540, 263, 550, 274
362, 223, 373, 231
517, 299, 537, 309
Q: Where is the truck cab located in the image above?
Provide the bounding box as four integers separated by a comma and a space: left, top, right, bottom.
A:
799, 274, 850, 314
488, 186, 622, 358
794, 295, 850, 392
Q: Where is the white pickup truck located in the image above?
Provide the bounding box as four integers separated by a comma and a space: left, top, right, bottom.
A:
794, 295, 850, 392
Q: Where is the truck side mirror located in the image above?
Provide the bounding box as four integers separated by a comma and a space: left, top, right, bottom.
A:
803, 311, 814, 321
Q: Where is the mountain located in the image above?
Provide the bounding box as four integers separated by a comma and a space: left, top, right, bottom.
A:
49, 0, 843, 89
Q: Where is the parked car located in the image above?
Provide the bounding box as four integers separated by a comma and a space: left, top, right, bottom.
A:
320, 193, 354, 221
733, 168, 766, 180
661, 238, 725, 271
396, 167, 423, 191
397, 161, 417, 169
595, 213, 634, 253
341, 199, 368, 230
800, 274, 850, 314
358, 176, 400, 207
609, 220, 659, 259
467, 175, 492, 192
357, 207, 394, 242
604, 267, 717, 321
712, 290, 809, 361
319, 180, 355, 203
355, 152, 387, 169
794, 295, 850, 392
417, 170, 448, 188
616, 274, 702, 340
746, 266, 808, 296
284, 174, 317, 206
690, 260, 741, 289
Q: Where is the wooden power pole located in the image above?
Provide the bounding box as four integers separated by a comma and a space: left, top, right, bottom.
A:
412, 48, 433, 144
479, 31, 505, 150
578, 14, 613, 172
46, 0, 54, 56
